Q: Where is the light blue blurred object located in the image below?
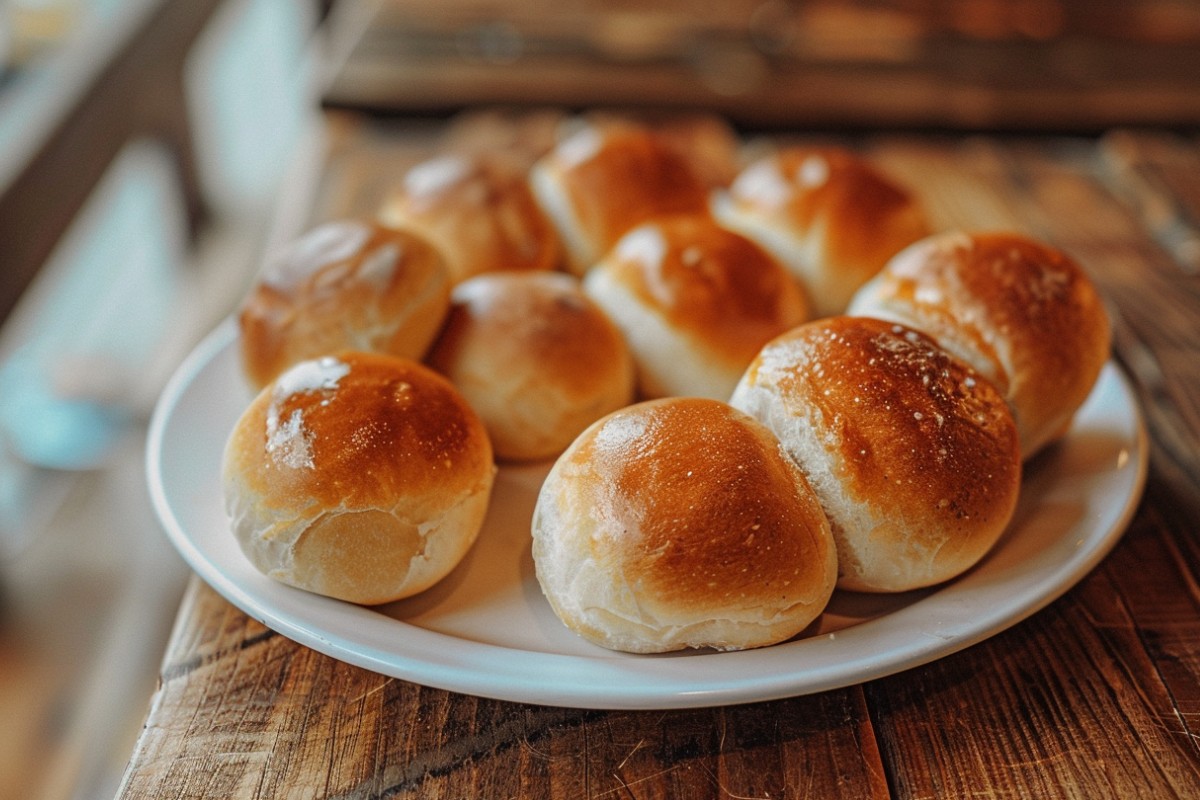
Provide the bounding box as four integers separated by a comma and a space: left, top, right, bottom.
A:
0, 349, 130, 470
186, 0, 317, 216
0, 139, 185, 471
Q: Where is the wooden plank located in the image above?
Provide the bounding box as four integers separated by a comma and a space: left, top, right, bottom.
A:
985, 135, 1200, 496
1097, 130, 1200, 275
863, 134, 1200, 799
1014, 135, 1200, 757
117, 578, 890, 799
867, 578, 1200, 799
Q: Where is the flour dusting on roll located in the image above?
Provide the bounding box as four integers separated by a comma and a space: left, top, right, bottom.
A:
731, 317, 1020, 593
532, 397, 837, 653
847, 230, 1111, 459
237, 220, 451, 390
222, 351, 495, 605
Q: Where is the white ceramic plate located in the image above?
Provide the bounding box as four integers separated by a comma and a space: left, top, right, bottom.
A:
147, 319, 1148, 710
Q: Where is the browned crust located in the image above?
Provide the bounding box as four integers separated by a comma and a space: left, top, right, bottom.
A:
856, 231, 1112, 453
545, 126, 711, 257
228, 351, 493, 516
237, 220, 450, 389
598, 214, 810, 366
728, 146, 930, 290
428, 272, 632, 404
379, 153, 561, 282
566, 398, 834, 613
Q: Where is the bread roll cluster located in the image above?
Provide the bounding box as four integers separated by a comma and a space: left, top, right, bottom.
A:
219, 111, 1110, 655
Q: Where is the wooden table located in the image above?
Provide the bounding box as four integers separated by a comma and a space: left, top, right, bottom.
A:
116, 113, 1200, 799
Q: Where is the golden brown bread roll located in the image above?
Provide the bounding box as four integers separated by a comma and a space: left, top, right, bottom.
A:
847, 231, 1111, 458
529, 123, 711, 275
730, 316, 1021, 593
531, 397, 837, 653
426, 271, 636, 462
441, 106, 569, 169
222, 351, 495, 605
237, 220, 451, 390
712, 146, 931, 318
570, 110, 743, 188
378, 153, 561, 284
645, 112, 742, 188
583, 213, 809, 400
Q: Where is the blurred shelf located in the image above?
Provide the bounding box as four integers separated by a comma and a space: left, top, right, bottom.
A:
0, 0, 165, 197
323, 0, 1200, 132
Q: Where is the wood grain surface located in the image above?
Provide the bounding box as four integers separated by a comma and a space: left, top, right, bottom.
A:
116, 115, 1200, 799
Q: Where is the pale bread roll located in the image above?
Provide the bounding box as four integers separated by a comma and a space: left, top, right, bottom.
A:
237, 220, 451, 390
730, 316, 1021, 593
712, 146, 931, 318
426, 271, 636, 462
529, 123, 711, 275
532, 397, 837, 653
378, 153, 560, 284
222, 351, 495, 605
583, 214, 809, 401
848, 231, 1111, 458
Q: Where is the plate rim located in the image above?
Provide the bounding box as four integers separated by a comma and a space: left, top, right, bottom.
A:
146, 318, 1149, 709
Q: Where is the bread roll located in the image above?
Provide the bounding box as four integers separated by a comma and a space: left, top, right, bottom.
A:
646, 112, 742, 188
222, 351, 495, 605
532, 397, 837, 653
730, 316, 1020, 593
379, 153, 560, 284
570, 111, 743, 188
583, 214, 809, 400
847, 231, 1111, 458
712, 146, 930, 318
441, 107, 569, 169
426, 271, 636, 462
237, 220, 451, 390
529, 124, 711, 275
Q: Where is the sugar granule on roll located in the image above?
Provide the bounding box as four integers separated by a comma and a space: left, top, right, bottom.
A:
531, 397, 838, 653
847, 230, 1111, 459
378, 153, 560, 284
730, 316, 1021, 593
222, 351, 495, 605
238, 219, 451, 390
426, 271, 636, 462
529, 123, 711, 275
583, 214, 809, 401
712, 146, 931, 318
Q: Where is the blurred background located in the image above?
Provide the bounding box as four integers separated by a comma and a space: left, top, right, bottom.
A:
0, 1, 1197, 797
